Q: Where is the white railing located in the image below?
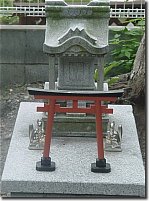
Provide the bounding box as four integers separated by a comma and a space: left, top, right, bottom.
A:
110, 8, 145, 18
0, 6, 45, 16
0, 6, 145, 18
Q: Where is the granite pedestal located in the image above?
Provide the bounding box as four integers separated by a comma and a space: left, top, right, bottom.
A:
1, 102, 145, 197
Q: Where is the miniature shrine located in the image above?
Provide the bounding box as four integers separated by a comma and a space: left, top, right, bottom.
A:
28, 0, 115, 143
28, 0, 124, 173
1, 0, 145, 197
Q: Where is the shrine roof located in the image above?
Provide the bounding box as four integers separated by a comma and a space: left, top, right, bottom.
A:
28, 87, 124, 98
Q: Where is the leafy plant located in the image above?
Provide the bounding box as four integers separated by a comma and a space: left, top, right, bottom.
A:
0, 16, 19, 25
94, 69, 120, 86
104, 26, 144, 79
106, 76, 120, 86
22, 0, 45, 2
0, 0, 45, 6
94, 19, 144, 86
0, 0, 12, 6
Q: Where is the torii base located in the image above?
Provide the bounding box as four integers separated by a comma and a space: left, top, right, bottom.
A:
91, 159, 111, 173
36, 157, 55, 172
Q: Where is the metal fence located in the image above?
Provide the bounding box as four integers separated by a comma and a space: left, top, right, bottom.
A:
0, 0, 145, 18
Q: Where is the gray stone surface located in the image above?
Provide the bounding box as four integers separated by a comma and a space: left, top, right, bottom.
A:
45, 0, 67, 6
58, 56, 96, 90
48, 56, 56, 89
87, 0, 109, 6
44, 0, 110, 90
0, 25, 49, 87
0, 65, 25, 86
0, 29, 26, 64
0, 26, 48, 64
29, 114, 109, 141
0, 64, 49, 86
25, 29, 48, 64
1, 102, 145, 197
44, 2, 110, 53
25, 65, 49, 83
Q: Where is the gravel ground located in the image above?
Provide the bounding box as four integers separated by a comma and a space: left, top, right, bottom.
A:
0, 82, 145, 195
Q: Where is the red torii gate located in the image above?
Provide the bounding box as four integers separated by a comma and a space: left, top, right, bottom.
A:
28, 88, 123, 173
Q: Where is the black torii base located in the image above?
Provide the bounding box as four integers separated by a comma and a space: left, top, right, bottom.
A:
91, 158, 111, 173
36, 157, 55, 172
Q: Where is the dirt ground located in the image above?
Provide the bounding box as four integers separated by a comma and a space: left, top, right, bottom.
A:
0, 83, 43, 180
0, 82, 145, 192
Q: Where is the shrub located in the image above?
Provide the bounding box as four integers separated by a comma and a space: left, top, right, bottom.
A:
0, 16, 19, 25
94, 20, 144, 86
104, 26, 144, 79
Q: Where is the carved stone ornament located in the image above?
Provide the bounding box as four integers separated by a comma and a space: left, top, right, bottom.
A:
105, 121, 122, 152
58, 27, 97, 45
28, 119, 45, 150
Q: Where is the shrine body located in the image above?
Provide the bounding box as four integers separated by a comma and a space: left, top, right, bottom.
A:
44, 0, 110, 91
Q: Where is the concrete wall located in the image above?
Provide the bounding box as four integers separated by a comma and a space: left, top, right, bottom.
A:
0, 25, 49, 87
0, 25, 129, 87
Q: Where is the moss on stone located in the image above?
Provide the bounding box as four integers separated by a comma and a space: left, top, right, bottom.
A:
46, 6, 110, 19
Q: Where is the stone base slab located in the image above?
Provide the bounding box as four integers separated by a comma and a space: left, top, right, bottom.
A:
46, 115, 109, 137
1, 103, 145, 197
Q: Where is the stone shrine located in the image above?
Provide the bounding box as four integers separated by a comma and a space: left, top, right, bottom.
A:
44, 0, 110, 91
29, 0, 111, 141
1, 0, 145, 197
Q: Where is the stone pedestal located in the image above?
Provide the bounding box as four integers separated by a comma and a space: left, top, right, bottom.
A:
1, 103, 145, 197
48, 114, 108, 137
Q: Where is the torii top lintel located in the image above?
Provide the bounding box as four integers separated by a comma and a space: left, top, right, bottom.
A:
28, 87, 124, 101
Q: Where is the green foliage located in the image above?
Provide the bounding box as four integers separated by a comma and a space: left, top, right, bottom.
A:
106, 76, 120, 86
0, 0, 45, 6
0, 16, 19, 25
0, 0, 89, 5
94, 68, 120, 86
120, 18, 145, 28
0, 0, 12, 7
94, 19, 144, 84
104, 26, 144, 78
22, 0, 45, 2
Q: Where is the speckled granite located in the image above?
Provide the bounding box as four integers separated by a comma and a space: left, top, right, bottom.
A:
1, 102, 145, 197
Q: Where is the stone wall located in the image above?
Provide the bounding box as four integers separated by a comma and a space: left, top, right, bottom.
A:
0, 25, 49, 87
0, 25, 131, 87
